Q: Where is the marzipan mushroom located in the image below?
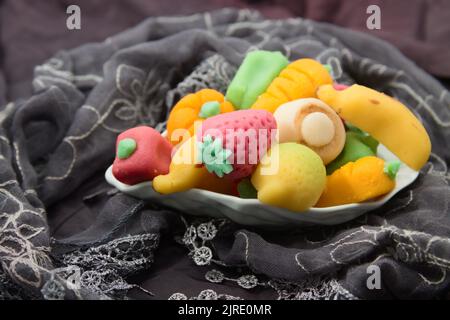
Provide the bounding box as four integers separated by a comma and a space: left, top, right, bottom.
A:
273, 98, 345, 164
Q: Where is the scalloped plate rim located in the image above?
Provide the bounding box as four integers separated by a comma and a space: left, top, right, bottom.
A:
105, 144, 419, 226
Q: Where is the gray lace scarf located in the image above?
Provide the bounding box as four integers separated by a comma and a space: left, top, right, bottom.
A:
0, 9, 449, 300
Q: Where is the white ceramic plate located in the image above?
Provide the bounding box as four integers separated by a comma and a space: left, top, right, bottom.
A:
105, 144, 418, 227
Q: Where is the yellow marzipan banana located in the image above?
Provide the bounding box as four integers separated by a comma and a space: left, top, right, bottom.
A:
153, 137, 233, 195
317, 84, 431, 171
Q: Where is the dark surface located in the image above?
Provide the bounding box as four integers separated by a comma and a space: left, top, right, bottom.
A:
0, 7, 449, 300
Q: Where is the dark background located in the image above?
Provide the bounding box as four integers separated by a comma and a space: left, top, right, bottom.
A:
0, 0, 449, 102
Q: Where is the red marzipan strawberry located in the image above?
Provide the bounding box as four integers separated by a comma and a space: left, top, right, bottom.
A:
196, 109, 277, 181
112, 126, 173, 185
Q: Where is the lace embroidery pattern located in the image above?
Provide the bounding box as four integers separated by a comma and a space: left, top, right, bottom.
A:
268, 278, 358, 300
46, 234, 159, 300
33, 57, 103, 91
168, 289, 242, 300
0, 179, 52, 290
176, 218, 359, 300
177, 217, 228, 267
165, 54, 236, 109
205, 269, 260, 289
